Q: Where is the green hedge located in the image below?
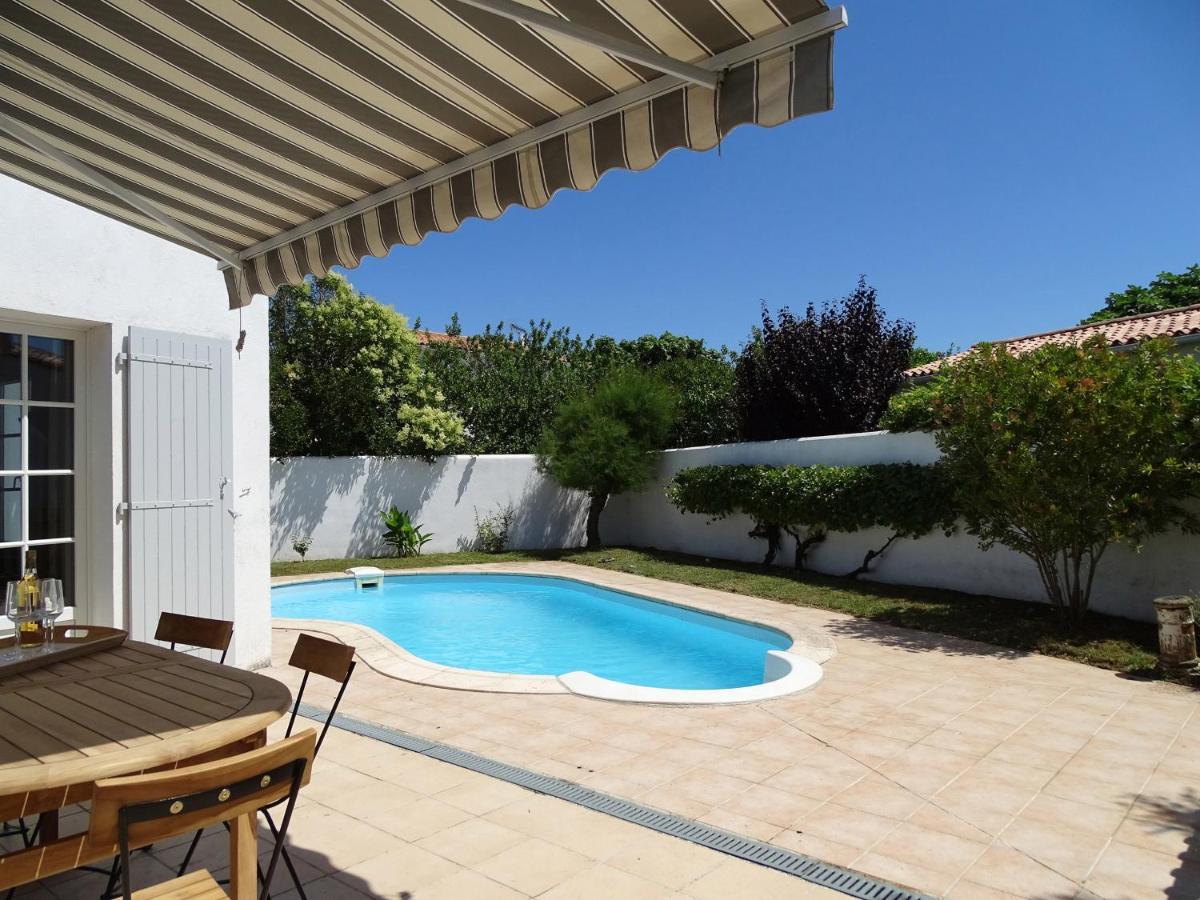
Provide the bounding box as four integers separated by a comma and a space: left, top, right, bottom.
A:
666, 463, 957, 573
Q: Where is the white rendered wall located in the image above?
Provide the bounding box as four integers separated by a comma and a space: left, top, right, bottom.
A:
0, 175, 270, 666
273, 431, 1198, 622
271, 454, 587, 559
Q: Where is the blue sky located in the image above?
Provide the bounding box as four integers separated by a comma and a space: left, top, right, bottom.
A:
340, 0, 1199, 353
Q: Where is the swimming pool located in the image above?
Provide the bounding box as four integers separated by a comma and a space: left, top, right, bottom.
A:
272, 573, 794, 691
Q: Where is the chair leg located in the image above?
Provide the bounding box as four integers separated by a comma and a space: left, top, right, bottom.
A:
100, 855, 121, 900
176, 828, 205, 878
263, 809, 307, 900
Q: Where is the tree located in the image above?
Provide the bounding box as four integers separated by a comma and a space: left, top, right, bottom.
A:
537, 370, 676, 548
1080, 264, 1200, 324
933, 336, 1200, 625
420, 320, 608, 454
422, 323, 736, 452
269, 274, 462, 458
735, 279, 915, 440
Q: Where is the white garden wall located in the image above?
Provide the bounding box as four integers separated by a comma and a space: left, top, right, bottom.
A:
272, 431, 1200, 623
271, 455, 587, 560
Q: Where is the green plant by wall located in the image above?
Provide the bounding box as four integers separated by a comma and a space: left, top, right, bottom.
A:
474, 503, 516, 553
933, 335, 1200, 625
381, 506, 434, 557
879, 381, 944, 432
290, 535, 312, 560
667, 463, 957, 574
538, 370, 676, 549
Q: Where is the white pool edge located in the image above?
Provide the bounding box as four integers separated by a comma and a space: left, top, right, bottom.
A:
557, 650, 824, 705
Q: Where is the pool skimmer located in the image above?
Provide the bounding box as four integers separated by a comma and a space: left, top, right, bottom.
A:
298, 703, 930, 900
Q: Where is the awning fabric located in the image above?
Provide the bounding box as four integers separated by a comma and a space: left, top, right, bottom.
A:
0, 1, 841, 308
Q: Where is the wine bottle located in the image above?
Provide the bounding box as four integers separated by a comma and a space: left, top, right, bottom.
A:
17, 550, 40, 648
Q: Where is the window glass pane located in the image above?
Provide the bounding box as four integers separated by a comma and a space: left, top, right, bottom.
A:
0, 547, 20, 598
29, 408, 72, 470
1, 406, 18, 470
29, 337, 73, 403
28, 543, 73, 610
29, 475, 72, 540
0, 334, 19, 401
0, 476, 19, 543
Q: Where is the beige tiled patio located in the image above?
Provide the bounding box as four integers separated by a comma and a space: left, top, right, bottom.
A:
268, 561, 1200, 899
5, 723, 839, 900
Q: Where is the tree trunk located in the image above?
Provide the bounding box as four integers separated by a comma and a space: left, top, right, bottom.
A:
845, 533, 900, 578
784, 526, 827, 569
585, 492, 608, 549
749, 522, 782, 566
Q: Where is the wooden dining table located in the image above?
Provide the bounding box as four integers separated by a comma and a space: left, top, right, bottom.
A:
0, 638, 292, 897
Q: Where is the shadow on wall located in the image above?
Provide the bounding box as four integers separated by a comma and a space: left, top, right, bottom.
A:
510, 472, 588, 550
348, 456, 446, 557
270, 457, 364, 558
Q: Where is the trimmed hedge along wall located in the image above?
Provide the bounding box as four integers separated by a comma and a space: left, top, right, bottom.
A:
667, 463, 957, 575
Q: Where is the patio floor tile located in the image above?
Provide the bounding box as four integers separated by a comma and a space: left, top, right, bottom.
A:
475, 837, 592, 894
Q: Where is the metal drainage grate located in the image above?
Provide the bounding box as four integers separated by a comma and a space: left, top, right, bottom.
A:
298, 704, 930, 900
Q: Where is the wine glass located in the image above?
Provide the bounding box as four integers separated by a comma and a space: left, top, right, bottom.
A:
39, 579, 64, 645
5, 581, 33, 651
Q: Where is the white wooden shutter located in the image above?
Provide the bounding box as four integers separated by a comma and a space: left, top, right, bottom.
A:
124, 328, 234, 659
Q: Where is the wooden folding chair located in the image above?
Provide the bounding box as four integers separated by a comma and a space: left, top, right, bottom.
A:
88, 730, 316, 900
178, 634, 356, 900
154, 612, 234, 663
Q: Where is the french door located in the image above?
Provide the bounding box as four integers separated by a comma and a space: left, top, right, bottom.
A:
0, 325, 82, 606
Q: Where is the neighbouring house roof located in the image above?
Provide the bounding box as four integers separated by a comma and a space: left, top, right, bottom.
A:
905, 304, 1200, 378
0, 1, 845, 310
414, 330, 467, 347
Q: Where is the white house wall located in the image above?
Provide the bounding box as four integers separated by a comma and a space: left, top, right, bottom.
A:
0, 175, 270, 667
275, 431, 1199, 623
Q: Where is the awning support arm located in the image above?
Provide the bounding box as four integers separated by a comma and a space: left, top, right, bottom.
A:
0, 113, 243, 269
448, 0, 720, 89
228, 5, 847, 268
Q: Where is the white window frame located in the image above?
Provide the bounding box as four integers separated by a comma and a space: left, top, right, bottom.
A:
0, 318, 86, 611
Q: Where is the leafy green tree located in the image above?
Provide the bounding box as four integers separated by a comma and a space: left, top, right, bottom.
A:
537, 370, 676, 548
879, 381, 944, 432
735, 279, 915, 440
423, 323, 736, 452
420, 320, 608, 454
934, 336, 1200, 624
269, 274, 462, 459
1081, 264, 1200, 324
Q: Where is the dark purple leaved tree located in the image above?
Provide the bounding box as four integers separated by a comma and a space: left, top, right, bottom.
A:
735, 278, 915, 440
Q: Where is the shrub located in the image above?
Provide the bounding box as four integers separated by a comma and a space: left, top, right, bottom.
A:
538, 370, 676, 548
381, 507, 433, 557
269, 274, 463, 459
934, 336, 1200, 625
879, 381, 943, 432
290, 535, 312, 560
474, 503, 515, 553
734, 278, 915, 440
667, 463, 957, 573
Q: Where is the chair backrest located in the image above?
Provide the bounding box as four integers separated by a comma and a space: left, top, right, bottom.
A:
285, 633, 356, 753
154, 612, 234, 662
89, 730, 316, 899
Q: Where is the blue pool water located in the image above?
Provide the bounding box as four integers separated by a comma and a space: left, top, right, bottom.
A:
272, 574, 791, 690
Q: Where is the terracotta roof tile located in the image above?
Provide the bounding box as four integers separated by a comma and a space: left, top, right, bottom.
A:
414, 329, 467, 347
905, 304, 1200, 377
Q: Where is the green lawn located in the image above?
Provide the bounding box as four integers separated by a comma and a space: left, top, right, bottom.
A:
271, 547, 1162, 675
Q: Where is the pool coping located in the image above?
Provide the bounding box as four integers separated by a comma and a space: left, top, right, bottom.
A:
271, 564, 834, 705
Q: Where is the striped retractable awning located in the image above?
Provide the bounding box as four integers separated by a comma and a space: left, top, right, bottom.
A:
0, 1, 845, 308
